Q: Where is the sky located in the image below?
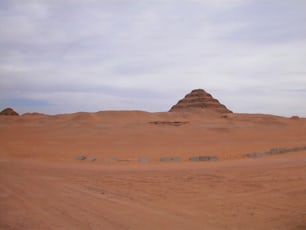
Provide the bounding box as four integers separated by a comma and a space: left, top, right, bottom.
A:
0, 0, 306, 116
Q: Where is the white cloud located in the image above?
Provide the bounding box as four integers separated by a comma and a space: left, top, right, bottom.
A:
0, 0, 305, 116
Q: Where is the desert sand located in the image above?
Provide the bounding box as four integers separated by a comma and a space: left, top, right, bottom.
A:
0, 90, 305, 229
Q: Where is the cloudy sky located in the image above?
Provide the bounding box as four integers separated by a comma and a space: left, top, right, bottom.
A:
0, 0, 305, 116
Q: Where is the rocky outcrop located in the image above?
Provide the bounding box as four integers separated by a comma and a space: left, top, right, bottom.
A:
0, 108, 19, 116
189, 156, 218, 161
170, 89, 232, 113
149, 121, 189, 126
75, 155, 86, 160
160, 156, 181, 162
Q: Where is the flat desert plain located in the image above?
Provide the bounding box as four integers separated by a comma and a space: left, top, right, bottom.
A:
0, 110, 306, 229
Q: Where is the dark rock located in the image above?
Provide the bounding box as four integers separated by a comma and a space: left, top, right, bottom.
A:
108, 157, 118, 162
160, 156, 181, 162
290, 147, 302, 151
269, 148, 289, 154
247, 152, 266, 158
90, 157, 96, 162
248, 145, 306, 158
76, 155, 86, 160
189, 156, 218, 161
117, 159, 138, 162
149, 121, 189, 126
268, 149, 279, 154
200, 156, 218, 161
138, 157, 150, 163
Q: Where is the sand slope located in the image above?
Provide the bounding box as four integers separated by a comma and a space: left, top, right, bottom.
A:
0, 111, 305, 229
0, 110, 305, 161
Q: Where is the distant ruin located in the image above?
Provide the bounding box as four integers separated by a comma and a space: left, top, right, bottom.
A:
0, 107, 19, 116
169, 89, 232, 113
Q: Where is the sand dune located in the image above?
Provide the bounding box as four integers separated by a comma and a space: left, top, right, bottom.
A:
0, 110, 305, 161
0, 109, 305, 229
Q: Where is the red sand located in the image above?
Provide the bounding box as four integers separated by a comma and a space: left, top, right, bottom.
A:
0, 111, 305, 229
